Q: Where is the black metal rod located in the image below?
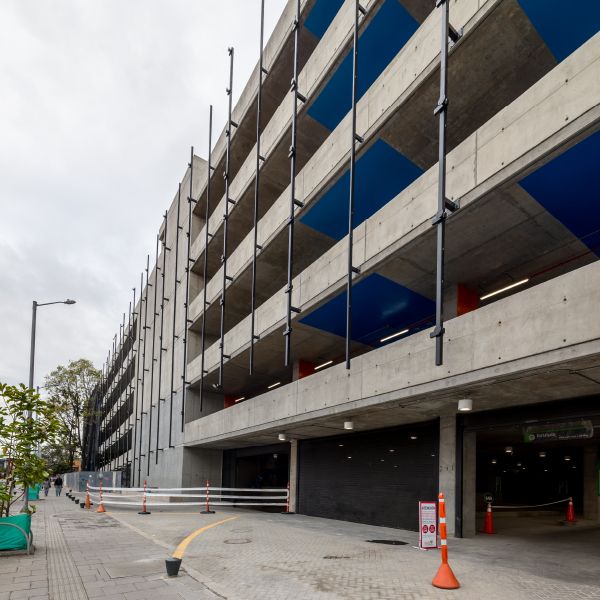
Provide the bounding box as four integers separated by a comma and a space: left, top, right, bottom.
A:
346, 0, 364, 370
147, 236, 160, 476
201, 107, 213, 406
250, 0, 266, 375
132, 275, 143, 481
219, 48, 235, 387
138, 255, 150, 486
168, 186, 181, 448
431, 0, 450, 366
181, 147, 194, 432
284, 0, 302, 367
155, 212, 168, 463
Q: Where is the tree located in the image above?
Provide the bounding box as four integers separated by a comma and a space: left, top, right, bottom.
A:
0, 383, 61, 516
44, 359, 101, 471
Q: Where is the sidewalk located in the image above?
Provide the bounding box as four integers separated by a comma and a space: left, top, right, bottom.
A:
0, 493, 221, 600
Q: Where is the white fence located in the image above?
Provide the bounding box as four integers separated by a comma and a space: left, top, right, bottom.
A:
88, 483, 289, 510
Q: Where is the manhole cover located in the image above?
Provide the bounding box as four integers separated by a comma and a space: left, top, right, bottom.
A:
323, 555, 351, 559
366, 540, 407, 545
224, 538, 251, 544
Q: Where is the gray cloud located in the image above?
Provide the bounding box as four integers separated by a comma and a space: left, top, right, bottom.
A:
0, 0, 287, 386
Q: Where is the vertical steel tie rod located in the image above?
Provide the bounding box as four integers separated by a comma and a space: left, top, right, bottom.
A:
155, 211, 169, 463
250, 0, 267, 375
430, 0, 460, 366
284, 0, 305, 367
200, 108, 213, 408
345, 0, 366, 370
218, 47, 235, 388
181, 147, 195, 432
132, 275, 143, 480
138, 255, 150, 486
168, 186, 181, 448
147, 236, 160, 476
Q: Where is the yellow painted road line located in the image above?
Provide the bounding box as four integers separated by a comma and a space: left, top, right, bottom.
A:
172, 516, 239, 559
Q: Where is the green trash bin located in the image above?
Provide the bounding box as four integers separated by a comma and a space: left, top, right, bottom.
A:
27, 484, 40, 501
0, 514, 32, 551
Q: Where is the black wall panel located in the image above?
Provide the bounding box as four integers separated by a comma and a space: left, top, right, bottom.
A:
298, 421, 439, 529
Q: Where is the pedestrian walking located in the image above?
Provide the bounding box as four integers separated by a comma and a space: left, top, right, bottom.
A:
43, 479, 50, 497
54, 475, 63, 496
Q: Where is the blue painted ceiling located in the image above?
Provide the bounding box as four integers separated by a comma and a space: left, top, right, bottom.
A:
300, 273, 434, 347
519, 129, 600, 255
307, 0, 419, 131
304, 0, 345, 39
517, 0, 600, 62
300, 139, 422, 240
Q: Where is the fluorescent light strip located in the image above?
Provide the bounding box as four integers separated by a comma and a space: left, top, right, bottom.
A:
315, 360, 333, 371
380, 328, 409, 343
267, 381, 281, 390
480, 278, 529, 301
234, 397, 245, 403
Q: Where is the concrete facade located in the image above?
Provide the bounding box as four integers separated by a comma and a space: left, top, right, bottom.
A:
86, 0, 600, 536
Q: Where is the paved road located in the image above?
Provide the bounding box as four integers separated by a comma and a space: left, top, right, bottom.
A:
2, 495, 600, 599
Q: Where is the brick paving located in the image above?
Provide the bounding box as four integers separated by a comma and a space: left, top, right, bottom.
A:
0, 494, 221, 599
2, 495, 600, 599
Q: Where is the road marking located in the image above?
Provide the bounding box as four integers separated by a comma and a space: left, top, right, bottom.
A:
173, 516, 239, 559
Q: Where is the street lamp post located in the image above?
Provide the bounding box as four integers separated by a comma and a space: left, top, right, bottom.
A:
23, 299, 76, 512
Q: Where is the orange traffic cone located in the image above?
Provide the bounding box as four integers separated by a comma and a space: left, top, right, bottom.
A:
481, 502, 496, 534
565, 497, 576, 523
432, 493, 460, 590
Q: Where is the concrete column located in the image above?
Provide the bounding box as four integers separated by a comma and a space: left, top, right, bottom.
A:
439, 415, 456, 537
289, 439, 299, 513
583, 445, 599, 521
462, 431, 477, 537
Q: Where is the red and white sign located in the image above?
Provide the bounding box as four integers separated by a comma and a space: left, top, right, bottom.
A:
419, 501, 438, 549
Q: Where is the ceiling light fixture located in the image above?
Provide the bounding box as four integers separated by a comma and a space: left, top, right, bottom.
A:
344, 420, 354, 430
505, 446, 513, 454
267, 381, 281, 390
410, 435, 418, 440
278, 433, 287, 441
491, 459, 497, 464
458, 398, 473, 412
480, 278, 530, 301
315, 360, 333, 371
539, 451, 546, 458
380, 329, 409, 343
564, 455, 571, 461
234, 397, 245, 403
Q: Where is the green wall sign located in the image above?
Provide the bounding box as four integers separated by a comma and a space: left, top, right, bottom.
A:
523, 420, 594, 443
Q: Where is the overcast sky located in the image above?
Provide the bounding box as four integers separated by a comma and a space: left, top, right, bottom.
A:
0, 0, 287, 388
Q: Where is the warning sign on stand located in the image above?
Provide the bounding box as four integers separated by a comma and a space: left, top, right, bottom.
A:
419, 501, 438, 549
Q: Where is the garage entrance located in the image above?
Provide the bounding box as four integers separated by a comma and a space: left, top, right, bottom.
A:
462, 397, 600, 534
298, 420, 438, 529
223, 443, 290, 490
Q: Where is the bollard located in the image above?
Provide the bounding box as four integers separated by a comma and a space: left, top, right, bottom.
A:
200, 480, 215, 514
138, 480, 151, 515
565, 497, 577, 524
282, 480, 294, 514
97, 480, 106, 513
165, 557, 182, 577
481, 502, 496, 534
85, 482, 91, 510
432, 493, 460, 590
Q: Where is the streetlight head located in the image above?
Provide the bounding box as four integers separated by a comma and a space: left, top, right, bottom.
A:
64, 299, 76, 305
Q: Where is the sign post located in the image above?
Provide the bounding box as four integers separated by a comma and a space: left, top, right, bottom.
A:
419, 501, 438, 549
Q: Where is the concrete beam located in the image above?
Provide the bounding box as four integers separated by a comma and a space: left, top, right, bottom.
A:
185, 260, 600, 446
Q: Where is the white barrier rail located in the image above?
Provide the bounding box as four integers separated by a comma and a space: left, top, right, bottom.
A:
88, 484, 289, 509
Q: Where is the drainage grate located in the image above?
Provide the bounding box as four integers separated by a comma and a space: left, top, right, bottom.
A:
323, 555, 351, 559
366, 540, 407, 545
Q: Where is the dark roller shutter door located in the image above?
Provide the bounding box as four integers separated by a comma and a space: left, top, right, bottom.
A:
298, 421, 438, 529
